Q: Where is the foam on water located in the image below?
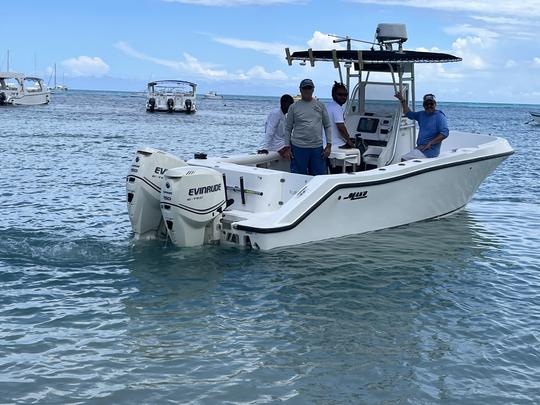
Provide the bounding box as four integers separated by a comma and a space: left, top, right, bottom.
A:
1, 92, 539, 403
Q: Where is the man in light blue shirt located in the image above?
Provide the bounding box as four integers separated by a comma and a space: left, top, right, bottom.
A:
395, 93, 449, 159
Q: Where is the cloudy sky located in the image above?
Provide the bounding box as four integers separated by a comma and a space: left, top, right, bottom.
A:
2, 0, 540, 103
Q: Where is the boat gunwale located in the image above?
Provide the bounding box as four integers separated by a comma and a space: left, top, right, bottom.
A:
234, 150, 514, 234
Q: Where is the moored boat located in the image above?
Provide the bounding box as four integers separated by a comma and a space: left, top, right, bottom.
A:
146, 80, 196, 113
126, 24, 513, 250
203, 91, 224, 100
530, 111, 540, 124
0, 72, 50, 106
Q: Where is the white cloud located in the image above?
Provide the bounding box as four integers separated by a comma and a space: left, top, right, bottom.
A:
242, 66, 287, 80
307, 31, 345, 50
533, 57, 540, 67
115, 41, 288, 81
163, 0, 304, 5
451, 36, 489, 69
505, 59, 517, 68
62, 56, 109, 77
346, 0, 540, 18
212, 37, 293, 58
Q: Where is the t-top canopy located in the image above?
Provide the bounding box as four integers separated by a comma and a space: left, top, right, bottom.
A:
287, 49, 461, 72
148, 80, 197, 87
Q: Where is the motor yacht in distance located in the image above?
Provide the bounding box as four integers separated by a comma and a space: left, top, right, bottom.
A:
126, 24, 513, 250
146, 80, 197, 113
0, 72, 50, 106
530, 111, 540, 124
202, 91, 224, 100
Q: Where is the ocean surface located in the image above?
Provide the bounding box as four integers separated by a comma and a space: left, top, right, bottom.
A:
1, 91, 539, 404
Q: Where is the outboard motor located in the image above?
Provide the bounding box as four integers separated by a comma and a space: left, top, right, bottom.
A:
184, 99, 193, 113
167, 98, 174, 112
147, 97, 156, 112
161, 166, 227, 247
0, 92, 6, 105
126, 147, 187, 239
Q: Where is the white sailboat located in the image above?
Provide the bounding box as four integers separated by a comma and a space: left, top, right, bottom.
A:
49, 63, 68, 92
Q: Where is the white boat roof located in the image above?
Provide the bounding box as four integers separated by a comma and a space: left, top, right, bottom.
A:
0, 71, 25, 79
148, 80, 196, 87
286, 49, 462, 72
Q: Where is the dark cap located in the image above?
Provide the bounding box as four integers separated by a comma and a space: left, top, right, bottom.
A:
300, 78, 314, 88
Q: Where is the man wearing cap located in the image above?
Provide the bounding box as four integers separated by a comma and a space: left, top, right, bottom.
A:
282, 79, 332, 175
394, 92, 449, 159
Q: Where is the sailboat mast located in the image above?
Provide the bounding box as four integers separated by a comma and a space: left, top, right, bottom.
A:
7, 50, 9, 72
54, 63, 57, 88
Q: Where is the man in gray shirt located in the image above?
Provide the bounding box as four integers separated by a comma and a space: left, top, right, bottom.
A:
281, 79, 332, 175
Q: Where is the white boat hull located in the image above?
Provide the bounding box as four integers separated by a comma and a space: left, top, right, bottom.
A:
126, 132, 513, 250
531, 112, 540, 124
230, 151, 509, 250
10, 92, 50, 105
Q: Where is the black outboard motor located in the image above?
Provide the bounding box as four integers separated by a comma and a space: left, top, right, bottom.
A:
167, 98, 174, 112
185, 99, 193, 113
148, 97, 156, 112
0, 92, 6, 105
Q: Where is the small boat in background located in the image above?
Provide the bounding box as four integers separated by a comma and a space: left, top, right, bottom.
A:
530, 111, 540, 124
146, 80, 197, 113
49, 63, 68, 93
0, 72, 50, 105
203, 91, 224, 100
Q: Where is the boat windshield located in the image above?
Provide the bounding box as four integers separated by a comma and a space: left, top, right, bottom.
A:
24, 78, 43, 92
348, 82, 402, 118
0, 77, 20, 90
149, 81, 195, 95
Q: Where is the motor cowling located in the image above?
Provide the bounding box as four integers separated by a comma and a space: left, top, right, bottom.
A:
185, 99, 193, 113
160, 166, 226, 247
167, 98, 174, 112
148, 97, 156, 112
126, 147, 187, 239
0, 92, 6, 105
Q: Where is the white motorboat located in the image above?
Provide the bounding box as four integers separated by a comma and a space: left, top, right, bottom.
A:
203, 91, 224, 100
0, 72, 50, 106
530, 111, 540, 124
126, 24, 513, 250
146, 80, 196, 113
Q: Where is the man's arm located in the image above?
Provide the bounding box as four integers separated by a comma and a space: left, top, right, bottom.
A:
279, 105, 294, 159
418, 133, 446, 152
321, 104, 332, 158
336, 123, 354, 147
394, 92, 411, 114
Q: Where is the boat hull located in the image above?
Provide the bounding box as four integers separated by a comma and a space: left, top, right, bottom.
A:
531, 112, 540, 124
10, 92, 50, 105
230, 149, 512, 250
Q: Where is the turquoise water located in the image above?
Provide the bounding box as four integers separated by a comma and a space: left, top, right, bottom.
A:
1, 92, 539, 403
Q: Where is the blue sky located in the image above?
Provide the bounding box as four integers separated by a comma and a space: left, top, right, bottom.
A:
2, 0, 540, 103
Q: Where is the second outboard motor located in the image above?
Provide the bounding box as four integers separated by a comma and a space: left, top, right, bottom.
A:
0, 92, 6, 105
126, 147, 187, 239
167, 98, 174, 112
147, 97, 156, 112
184, 99, 193, 113
161, 166, 227, 247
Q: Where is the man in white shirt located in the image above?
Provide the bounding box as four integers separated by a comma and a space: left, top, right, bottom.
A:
258, 94, 294, 155
325, 82, 355, 173
326, 82, 354, 148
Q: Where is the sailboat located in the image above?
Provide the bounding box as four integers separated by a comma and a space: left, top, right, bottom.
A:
49, 63, 68, 92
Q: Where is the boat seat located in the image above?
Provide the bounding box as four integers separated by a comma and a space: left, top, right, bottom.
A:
363, 145, 383, 166
329, 146, 362, 172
